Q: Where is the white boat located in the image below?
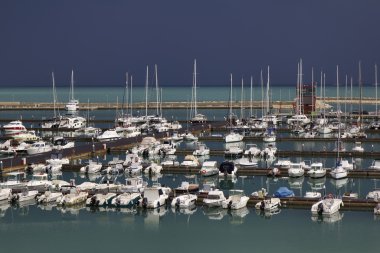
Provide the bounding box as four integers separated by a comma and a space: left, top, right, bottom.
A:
224, 145, 243, 156
10, 189, 39, 203
65, 70, 79, 112
193, 143, 210, 156
200, 161, 219, 177
125, 162, 143, 175
243, 144, 261, 156
52, 137, 75, 150
80, 160, 102, 174
224, 131, 244, 143
288, 163, 305, 177
171, 131, 183, 142
26, 141, 53, 155
57, 189, 88, 206
255, 198, 281, 211
190, 60, 208, 124
46, 153, 69, 168
317, 125, 333, 134
203, 189, 226, 207
369, 160, 380, 170
0, 172, 26, 189
222, 189, 250, 210
330, 163, 348, 179
235, 157, 258, 168
0, 188, 12, 201
111, 192, 141, 208
58, 116, 86, 129
36, 191, 63, 204
75, 126, 102, 137
260, 144, 277, 159
274, 158, 292, 169
366, 190, 380, 200
144, 162, 162, 174
340, 159, 354, 170
374, 204, 380, 215
182, 132, 198, 141
86, 193, 117, 207
12, 130, 40, 142
307, 162, 326, 178
287, 114, 310, 125
122, 177, 146, 193
311, 196, 343, 216
97, 129, 121, 142
2, 120, 27, 136
180, 155, 200, 167
26, 173, 52, 191
304, 191, 322, 199
139, 186, 170, 209
352, 142, 364, 152
171, 193, 197, 208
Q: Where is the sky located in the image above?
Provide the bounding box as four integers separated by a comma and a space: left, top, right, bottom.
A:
0, 0, 379, 87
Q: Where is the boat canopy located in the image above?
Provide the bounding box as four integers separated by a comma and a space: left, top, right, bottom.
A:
274, 187, 294, 198
219, 161, 235, 174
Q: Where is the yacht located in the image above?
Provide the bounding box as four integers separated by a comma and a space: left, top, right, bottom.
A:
0, 188, 12, 201
203, 189, 226, 207
80, 160, 103, 174
255, 198, 281, 211
180, 155, 200, 167
224, 131, 244, 143
369, 160, 380, 170
2, 120, 27, 136
352, 142, 364, 152
0, 172, 26, 190
171, 193, 197, 209
288, 163, 305, 178
307, 162, 326, 178
139, 185, 170, 209
193, 143, 210, 156
10, 189, 39, 203
243, 144, 261, 156
86, 193, 117, 207
330, 162, 348, 179
97, 129, 121, 142
287, 114, 311, 125
219, 161, 238, 177
111, 192, 141, 208
52, 136, 75, 150
26, 141, 53, 155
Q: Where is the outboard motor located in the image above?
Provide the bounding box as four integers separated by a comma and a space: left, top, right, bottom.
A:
260, 201, 265, 211
228, 200, 233, 210
175, 198, 180, 209
10, 194, 19, 204
90, 196, 97, 206
115, 198, 121, 207
142, 197, 148, 209
317, 202, 324, 215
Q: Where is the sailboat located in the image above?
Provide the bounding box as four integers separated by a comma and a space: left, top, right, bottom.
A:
330, 65, 348, 180
190, 59, 207, 124
65, 70, 79, 112
224, 74, 244, 143
317, 72, 333, 134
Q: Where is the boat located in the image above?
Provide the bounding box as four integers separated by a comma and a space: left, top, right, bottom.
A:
366, 190, 380, 200
0, 188, 12, 201
122, 177, 146, 193
274, 187, 295, 198
243, 144, 261, 156
2, 120, 27, 137
171, 193, 197, 208
139, 186, 170, 209
287, 114, 310, 126
36, 191, 63, 204
203, 189, 226, 207
222, 189, 250, 210
52, 136, 75, 150
352, 142, 364, 152
374, 203, 380, 215
234, 157, 258, 168
330, 161, 348, 179
86, 193, 117, 207
65, 70, 79, 112
288, 163, 305, 178
0, 171, 26, 190
26, 141, 53, 155
304, 191, 322, 199
10, 188, 39, 204
26, 173, 52, 191
180, 155, 200, 167
12, 130, 40, 142
251, 188, 268, 198
190, 59, 207, 124
174, 181, 199, 194
200, 161, 219, 177
97, 129, 121, 142
144, 162, 162, 174
182, 132, 198, 141
260, 144, 277, 159
171, 131, 183, 142
218, 161, 238, 177
274, 158, 292, 169
224, 131, 244, 143
311, 195, 343, 216
369, 160, 380, 170
80, 160, 103, 174
307, 162, 326, 178
255, 197, 281, 211
267, 167, 281, 177
224, 144, 243, 156
57, 188, 88, 206
263, 128, 276, 142
111, 192, 141, 208
193, 143, 210, 156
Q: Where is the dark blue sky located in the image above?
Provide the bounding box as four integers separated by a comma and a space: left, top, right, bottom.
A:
1, 0, 379, 87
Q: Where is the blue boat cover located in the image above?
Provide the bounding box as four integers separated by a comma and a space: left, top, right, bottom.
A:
274, 187, 294, 197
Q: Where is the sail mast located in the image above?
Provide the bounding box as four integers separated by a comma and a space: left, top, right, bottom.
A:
240, 77, 244, 120
155, 64, 159, 116
337, 65, 340, 160
145, 65, 149, 119
71, 70, 74, 101
250, 76, 253, 117
52, 72, 56, 118
376, 64, 378, 118
130, 75, 133, 116
194, 59, 197, 116
266, 66, 270, 115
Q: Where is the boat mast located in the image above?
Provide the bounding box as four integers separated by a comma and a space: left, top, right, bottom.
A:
260, 70, 264, 118
337, 65, 340, 161
193, 59, 197, 116
52, 72, 56, 118
241, 77, 244, 120
250, 76, 253, 117
323, 73, 326, 122
145, 65, 149, 119
376, 64, 378, 119
130, 75, 133, 116
311, 67, 314, 120
296, 62, 300, 115
359, 61, 363, 129
350, 76, 353, 118
70, 70, 75, 101
229, 73, 233, 125
122, 72, 129, 117
155, 64, 159, 116
299, 59, 303, 115
266, 66, 270, 115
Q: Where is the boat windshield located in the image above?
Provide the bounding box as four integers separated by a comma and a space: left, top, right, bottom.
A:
207, 194, 220, 200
